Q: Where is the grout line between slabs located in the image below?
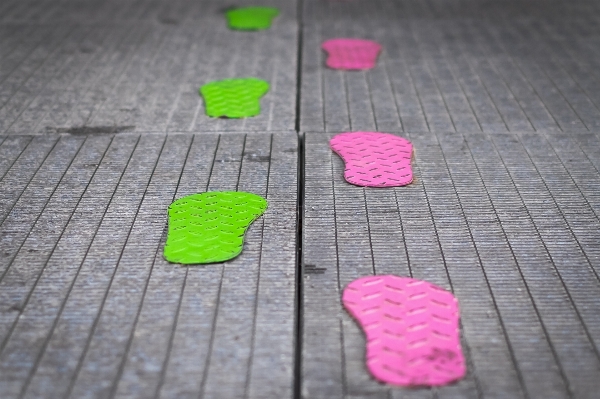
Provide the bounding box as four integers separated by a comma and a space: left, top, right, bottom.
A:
295, 132, 304, 399
294, 0, 304, 396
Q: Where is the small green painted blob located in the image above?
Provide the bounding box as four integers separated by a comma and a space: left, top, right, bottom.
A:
226, 6, 279, 30
199, 78, 269, 118
164, 191, 268, 264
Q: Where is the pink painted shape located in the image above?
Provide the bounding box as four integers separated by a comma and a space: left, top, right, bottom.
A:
322, 38, 382, 70
342, 275, 466, 387
330, 131, 413, 187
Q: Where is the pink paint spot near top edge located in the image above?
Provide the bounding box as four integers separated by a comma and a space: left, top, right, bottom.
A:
342, 275, 466, 387
322, 38, 382, 70
330, 132, 413, 187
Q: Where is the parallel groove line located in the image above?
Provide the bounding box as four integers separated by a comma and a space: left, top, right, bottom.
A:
444, 22, 508, 132
195, 134, 225, 399
434, 130, 531, 398
0, 24, 77, 121
0, 136, 87, 355
492, 24, 581, 132
512, 133, 600, 359
244, 134, 273, 398
106, 134, 184, 399
407, 22, 460, 132
459, 24, 538, 132
0, 24, 72, 110
0, 136, 62, 274
0, 135, 33, 182
329, 138, 346, 397
16, 135, 119, 398
63, 135, 167, 399
5, 25, 113, 134
63, 23, 153, 130
85, 23, 171, 128
0, 24, 53, 87
485, 133, 580, 398
405, 130, 478, 398
150, 134, 197, 399
28, 23, 139, 134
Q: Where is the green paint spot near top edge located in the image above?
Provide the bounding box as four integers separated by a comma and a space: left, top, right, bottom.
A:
226, 6, 279, 30
199, 78, 269, 118
164, 191, 268, 264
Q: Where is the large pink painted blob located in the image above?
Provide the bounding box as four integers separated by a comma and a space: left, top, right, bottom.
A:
330, 132, 413, 187
342, 275, 466, 387
322, 38, 382, 70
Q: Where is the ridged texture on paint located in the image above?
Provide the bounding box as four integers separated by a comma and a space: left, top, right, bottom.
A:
226, 7, 279, 30
200, 78, 269, 118
342, 275, 466, 386
322, 38, 382, 70
330, 132, 413, 187
164, 191, 268, 264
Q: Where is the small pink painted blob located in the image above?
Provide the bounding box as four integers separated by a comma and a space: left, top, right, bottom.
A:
342, 275, 466, 387
330, 132, 413, 187
322, 38, 382, 70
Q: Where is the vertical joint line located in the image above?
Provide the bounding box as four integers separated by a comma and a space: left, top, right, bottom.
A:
295, 0, 303, 133
294, 131, 305, 399
294, 1, 304, 398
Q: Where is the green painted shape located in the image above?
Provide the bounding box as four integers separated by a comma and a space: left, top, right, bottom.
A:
199, 78, 269, 118
164, 191, 268, 264
226, 6, 279, 30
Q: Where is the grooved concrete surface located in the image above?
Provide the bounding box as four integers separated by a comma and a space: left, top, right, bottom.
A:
301, 0, 600, 133
0, 0, 297, 134
303, 129, 600, 399
0, 133, 298, 399
1, 0, 600, 398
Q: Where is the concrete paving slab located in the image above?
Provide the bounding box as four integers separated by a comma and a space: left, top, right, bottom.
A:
0, 12, 298, 134
0, 132, 298, 399
303, 130, 600, 399
2, 0, 600, 397
0, 0, 298, 24
300, 0, 600, 133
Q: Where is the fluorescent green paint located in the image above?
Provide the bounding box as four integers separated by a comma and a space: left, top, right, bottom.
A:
164, 192, 268, 264
199, 77, 269, 118
226, 7, 279, 30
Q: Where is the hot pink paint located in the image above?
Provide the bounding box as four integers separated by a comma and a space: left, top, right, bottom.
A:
330, 132, 413, 187
342, 275, 466, 387
322, 38, 382, 70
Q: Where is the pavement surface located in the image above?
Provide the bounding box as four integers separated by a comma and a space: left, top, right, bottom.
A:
1, 0, 600, 398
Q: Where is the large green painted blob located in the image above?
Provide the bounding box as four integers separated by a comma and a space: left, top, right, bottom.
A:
164, 191, 268, 264
199, 78, 269, 118
226, 7, 279, 30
